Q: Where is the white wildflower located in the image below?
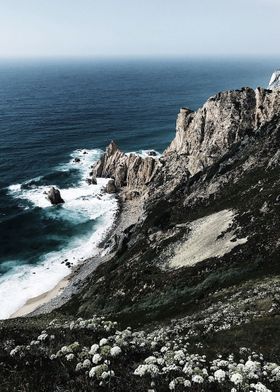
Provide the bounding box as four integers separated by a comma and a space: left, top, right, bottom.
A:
145, 356, 157, 364
101, 370, 115, 379
192, 375, 204, 384
271, 366, 280, 381
37, 333, 48, 341
61, 346, 71, 354
82, 359, 92, 368
75, 362, 83, 371
66, 353, 74, 361
134, 364, 159, 377
245, 360, 260, 373
214, 369, 226, 382
254, 382, 272, 392
174, 350, 185, 362
89, 343, 99, 355
110, 346, 122, 357
169, 380, 176, 390
230, 373, 243, 385
99, 338, 108, 347
92, 353, 102, 364
10, 346, 21, 357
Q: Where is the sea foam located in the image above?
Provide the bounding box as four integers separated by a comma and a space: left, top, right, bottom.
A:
2, 149, 118, 319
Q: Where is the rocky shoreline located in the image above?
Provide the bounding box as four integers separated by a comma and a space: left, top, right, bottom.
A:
12, 191, 145, 317
2, 78, 280, 391
13, 85, 280, 318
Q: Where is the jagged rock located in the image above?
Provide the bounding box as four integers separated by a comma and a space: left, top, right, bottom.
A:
91, 174, 97, 185
74, 157, 81, 163
123, 190, 140, 201
165, 87, 280, 175
92, 141, 160, 192
267, 149, 280, 169
105, 179, 117, 193
268, 70, 280, 89
47, 187, 64, 205
92, 88, 280, 200
86, 174, 97, 185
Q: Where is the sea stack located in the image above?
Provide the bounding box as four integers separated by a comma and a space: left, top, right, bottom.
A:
47, 187, 65, 205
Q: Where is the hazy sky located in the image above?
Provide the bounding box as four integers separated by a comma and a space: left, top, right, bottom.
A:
0, 0, 279, 58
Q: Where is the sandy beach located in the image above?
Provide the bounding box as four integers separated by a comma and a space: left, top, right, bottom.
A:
9, 196, 142, 319
10, 276, 70, 318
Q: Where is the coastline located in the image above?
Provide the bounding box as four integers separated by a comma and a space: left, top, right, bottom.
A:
10, 276, 69, 318
10, 195, 143, 319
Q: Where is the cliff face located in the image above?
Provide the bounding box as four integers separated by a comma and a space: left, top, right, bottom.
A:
93, 87, 280, 197
268, 70, 280, 89
92, 141, 161, 196
3, 79, 280, 392
165, 87, 280, 175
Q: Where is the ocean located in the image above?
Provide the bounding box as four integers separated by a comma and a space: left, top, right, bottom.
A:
0, 57, 278, 319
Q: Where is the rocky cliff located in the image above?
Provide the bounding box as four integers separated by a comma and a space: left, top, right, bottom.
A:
268, 70, 280, 89
2, 77, 280, 392
94, 87, 280, 199
165, 87, 280, 174
92, 140, 161, 198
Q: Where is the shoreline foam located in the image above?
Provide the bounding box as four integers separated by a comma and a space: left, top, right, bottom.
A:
10, 275, 69, 318
10, 195, 143, 319
1, 148, 118, 320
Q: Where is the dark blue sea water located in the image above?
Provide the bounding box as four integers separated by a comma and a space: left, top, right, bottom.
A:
0, 57, 278, 317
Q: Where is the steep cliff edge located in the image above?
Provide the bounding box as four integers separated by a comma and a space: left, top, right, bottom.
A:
93, 88, 280, 194
268, 70, 280, 89
165, 87, 280, 174
92, 141, 161, 199
2, 80, 280, 392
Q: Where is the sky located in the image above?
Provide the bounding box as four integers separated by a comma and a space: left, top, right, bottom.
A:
0, 0, 279, 58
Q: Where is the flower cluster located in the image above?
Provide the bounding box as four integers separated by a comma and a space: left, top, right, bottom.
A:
4, 310, 279, 391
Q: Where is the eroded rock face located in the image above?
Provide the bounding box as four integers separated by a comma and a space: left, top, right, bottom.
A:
47, 187, 64, 205
268, 70, 280, 89
92, 86, 280, 199
165, 87, 280, 175
92, 141, 161, 193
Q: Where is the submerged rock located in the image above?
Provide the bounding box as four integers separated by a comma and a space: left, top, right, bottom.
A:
47, 187, 65, 205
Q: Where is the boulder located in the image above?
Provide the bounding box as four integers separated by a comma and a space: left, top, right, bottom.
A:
91, 174, 97, 185
47, 187, 65, 205
105, 179, 117, 194
123, 190, 140, 201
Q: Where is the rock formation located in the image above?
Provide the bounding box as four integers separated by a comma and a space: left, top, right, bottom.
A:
92, 87, 280, 196
47, 187, 65, 205
165, 87, 280, 175
91, 140, 161, 195
105, 179, 117, 193
268, 70, 280, 89
3, 74, 280, 392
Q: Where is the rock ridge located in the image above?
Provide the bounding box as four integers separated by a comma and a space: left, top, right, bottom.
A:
165, 87, 280, 175
91, 141, 161, 196
92, 87, 280, 196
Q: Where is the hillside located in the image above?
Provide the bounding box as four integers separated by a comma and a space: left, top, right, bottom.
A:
1, 86, 280, 392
